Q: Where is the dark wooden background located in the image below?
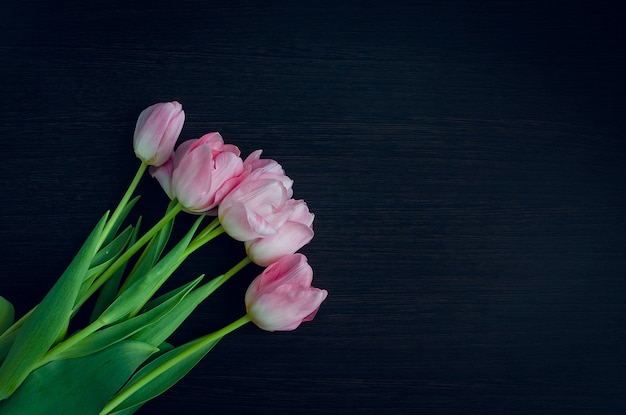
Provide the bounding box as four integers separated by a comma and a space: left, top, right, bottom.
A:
1, 1, 625, 414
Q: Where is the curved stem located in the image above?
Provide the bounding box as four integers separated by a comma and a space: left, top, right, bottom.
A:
214, 257, 252, 289
100, 315, 251, 415
190, 256, 252, 301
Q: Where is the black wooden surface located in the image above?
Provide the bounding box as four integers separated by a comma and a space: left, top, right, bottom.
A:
1, 1, 625, 414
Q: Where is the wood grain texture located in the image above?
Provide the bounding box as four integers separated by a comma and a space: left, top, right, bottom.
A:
1, 1, 625, 414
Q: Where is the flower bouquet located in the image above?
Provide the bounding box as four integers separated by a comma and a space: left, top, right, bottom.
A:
0, 102, 327, 414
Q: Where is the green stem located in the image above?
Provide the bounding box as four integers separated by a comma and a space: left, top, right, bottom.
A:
212, 256, 252, 289
100, 315, 251, 415
98, 162, 148, 248
73, 202, 184, 314
186, 256, 252, 302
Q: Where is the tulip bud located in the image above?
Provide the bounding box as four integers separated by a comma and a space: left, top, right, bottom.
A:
133, 101, 185, 166
245, 254, 327, 331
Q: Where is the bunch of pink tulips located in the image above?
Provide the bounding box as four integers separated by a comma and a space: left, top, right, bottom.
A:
0, 101, 327, 415
134, 101, 326, 328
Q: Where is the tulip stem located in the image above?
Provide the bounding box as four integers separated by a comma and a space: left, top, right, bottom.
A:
205, 256, 252, 294
100, 315, 251, 415
99, 161, 148, 249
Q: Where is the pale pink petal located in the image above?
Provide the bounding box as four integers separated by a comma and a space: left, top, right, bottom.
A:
149, 158, 174, 199
219, 203, 276, 241
172, 143, 214, 211
171, 139, 196, 170
245, 222, 314, 266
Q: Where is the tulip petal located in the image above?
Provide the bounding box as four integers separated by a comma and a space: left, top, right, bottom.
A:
245, 223, 314, 266
220, 203, 277, 241
149, 159, 174, 199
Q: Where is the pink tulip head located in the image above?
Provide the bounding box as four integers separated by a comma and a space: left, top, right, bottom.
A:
151, 132, 244, 214
245, 254, 327, 331
218, 151, 295, 241
245, 199, 315, 266
133, 101, 185, 166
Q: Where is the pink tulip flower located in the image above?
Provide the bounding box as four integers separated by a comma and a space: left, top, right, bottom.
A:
218, 151, 295, 241
151, 132, 244, 214
244, 199, 314, 266
133, 101, 185, 166
245, 254, 327, 331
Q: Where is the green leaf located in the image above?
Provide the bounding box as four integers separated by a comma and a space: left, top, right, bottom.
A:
101, 196, 140, 247
132, 276, 222, 347
91, 225, 134, 271
120, 199, 177, 293
90, 218, 142, 322
105, 337, 221, 414
97, 341, 175, 415
55, 277, 202, 360
0, 340, 156, 415
0, 297, 13, 336
0, 213, 108, 400
0, 330, 16, 366
107, 404, 144, 415
80, 225, 134, 299
98, 216, 203, 326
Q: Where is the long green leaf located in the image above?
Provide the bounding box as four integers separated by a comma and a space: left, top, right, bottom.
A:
90, 217, 142, 322
0, 213, 108, 399
90, 225, 134, 271
80, 225, 134, 298
131, 276, 222, 347
120, 199, 177, 293
55, 277, 202, 360
107, 403, 144, 415
0, 340, 156, 415
98, 216, 202, 326
0, 330, 16, 366
106, 337, 221, 414
101, 196, 140, 247
0, 297, 13, 336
